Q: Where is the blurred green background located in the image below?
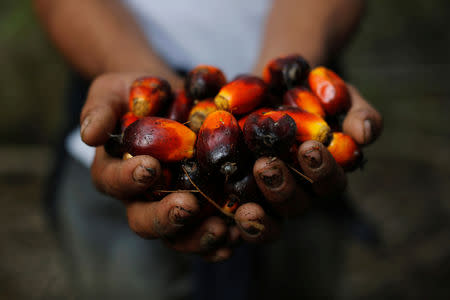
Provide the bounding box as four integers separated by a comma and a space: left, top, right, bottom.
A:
0, 0, 449, 299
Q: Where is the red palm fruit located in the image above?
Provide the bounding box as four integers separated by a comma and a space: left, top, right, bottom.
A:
214, 75, 268, 115
238, 107, 272, 131
129, 77, 172, 117
278, 107, 331, 144
327, 132, 363, 172
243, 110, 297, 157
185, 65, 227, 100
187, 99, 217, 133
263, 54, 311, 93
121, 112, 140, 131
283, 87, 326, 118
123, 117, 196, 163
167, 90, 193, 123
196, 110, 244, 178
308, 67, 350, 116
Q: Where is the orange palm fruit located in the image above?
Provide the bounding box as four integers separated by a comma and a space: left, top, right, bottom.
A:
308, 67, 350, 116
238, 107, 272, 131
283, 87, 326, 118
167, 90, 193, 123
243, 110, 297, 157
129, 77, 172, 117
278, 107, 331, 144
123, 117, 196, 162
187, 99, 217, 133
121, 112, 140, 131
327, 132, 363, 172
185, 65, 227, 100
196, 110, 244, 178
214, 75, 268, 115
221, 196, 240, 214
263, 54, 311, 93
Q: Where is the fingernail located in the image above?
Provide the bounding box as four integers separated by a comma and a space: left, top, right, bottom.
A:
259, 167, 283, 189
240, 221, 263, 237
200, 232, 219, 251
364, 120, 372, 144
132, 166, 156, 184
80, 116, 91, 138
169, 205, 194, 225
303, 148, 322, 169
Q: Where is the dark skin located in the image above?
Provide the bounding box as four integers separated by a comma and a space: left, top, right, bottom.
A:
34, 0, 383, 262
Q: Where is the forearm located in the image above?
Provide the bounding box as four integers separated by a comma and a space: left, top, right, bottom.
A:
33, 0, 182, 86
254, 0, 366, 74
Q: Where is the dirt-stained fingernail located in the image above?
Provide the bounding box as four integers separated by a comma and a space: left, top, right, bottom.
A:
302, 148, 322, 169
169, 206, 194, 225
259, 166, 283, 188
133, 165, 156, 184
240, 221, 263, 237
80, 116, 91, 139
364, 119, 372, 144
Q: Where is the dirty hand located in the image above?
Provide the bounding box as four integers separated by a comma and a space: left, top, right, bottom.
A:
233, 84, 383, 243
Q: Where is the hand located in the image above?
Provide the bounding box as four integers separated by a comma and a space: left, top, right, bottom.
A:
81, 73, 239, 262
233, 84, 383, 243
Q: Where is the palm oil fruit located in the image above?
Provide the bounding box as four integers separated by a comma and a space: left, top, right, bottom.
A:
121, 112, 140, 131
221, 195, 240, 215
278, 107, 331, 144
263, 54, 311, 93
129, 77, 172, 117
283, 87, 326, 118
214, 75, 268, 115
243, 110, 297, 158
187, 99, 217, 133
308, 67, 350, 116
224, 170, 259, 205
327, 132, 363, 172
166, 90, 193, 123
177, 159, 203, 191
196, 110, 244, 178
185, 65, 227, 100
238, 107, 272, 131
123, 117, 196, 163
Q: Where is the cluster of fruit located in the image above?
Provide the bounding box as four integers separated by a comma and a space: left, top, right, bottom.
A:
106, 54, 363, 218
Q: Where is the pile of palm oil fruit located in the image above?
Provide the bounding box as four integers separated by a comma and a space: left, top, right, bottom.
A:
106, 54, 363, 217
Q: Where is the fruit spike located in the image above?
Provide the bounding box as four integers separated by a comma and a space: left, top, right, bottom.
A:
327, 132, 363, 172
196, 110, 244, 178
123, 117, 196, 163
214, 75, 267, 115
278, 107, 331, 144
283, 87, 325, 118
185, 65, 227, 100
129, 77, 172, 117
166, 90, 193, 123
308, 67, 350, 116
187, 99, 217, 133
243, 110, 297, 158
263, 54, 311, 93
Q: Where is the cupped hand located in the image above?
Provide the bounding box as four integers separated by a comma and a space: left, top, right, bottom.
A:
80, 73, 238, 262
234, 84, 383, 243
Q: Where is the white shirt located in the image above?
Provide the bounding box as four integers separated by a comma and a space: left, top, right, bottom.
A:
67, 0, 272, 167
